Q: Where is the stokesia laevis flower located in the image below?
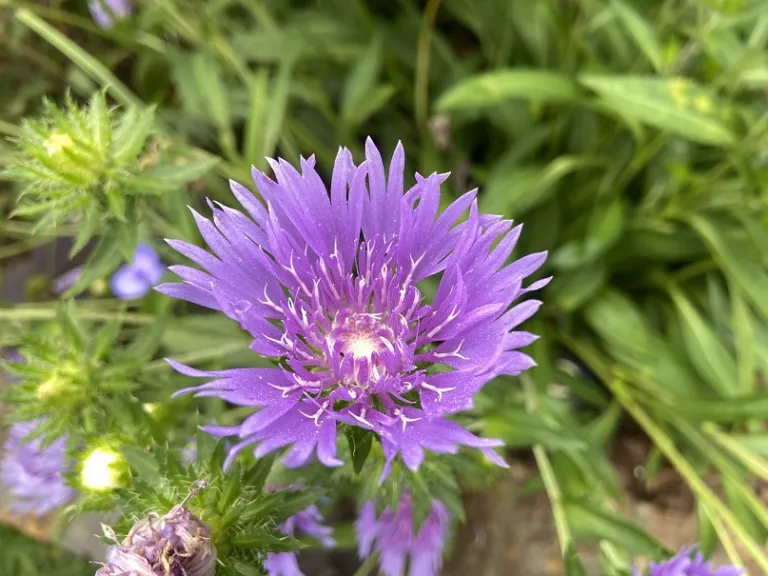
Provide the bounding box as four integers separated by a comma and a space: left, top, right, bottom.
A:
111, 243, 164, 300
96, 483, 216, 576
634, 546, 744, 576
0, 419, 75, 516
356, 493, 448, 576
265, 490, 334, 576
88, 0, 132, 29
158, 138, 550, 476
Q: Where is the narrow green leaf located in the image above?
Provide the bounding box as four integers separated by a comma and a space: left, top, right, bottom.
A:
134, 154, 219, 191
90, 316, 122, 363
244, 70, 269, 163
689, 215, 768, 324
482, 156, 602, 215
112, 105, 156, 164
65, 236, 122, 296
263, 53, 296, 164
696, 500, 718, 558
580, 75, 736, 146
436, 69, 581, 111
669, 286, 738, 397
341, 35, 385, 128
649, 394, 768, 422
564, 498, 666, 555
191, 52, 230, 130
564, 546, 589, 576
731, 286, 757, 394
611, 0, 664, 72
550, 265, 608, 311
345, 426, 374, 475
120, 444, 161, 481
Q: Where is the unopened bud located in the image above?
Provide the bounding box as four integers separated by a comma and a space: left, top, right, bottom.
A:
80, 447, 126, 492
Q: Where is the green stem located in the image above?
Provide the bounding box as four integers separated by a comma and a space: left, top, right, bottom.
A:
532, 445, 572, 555
352, 553, 379, 576
142, 342, 248, 373
0, 307, 154, 324
15, 8, 143, 108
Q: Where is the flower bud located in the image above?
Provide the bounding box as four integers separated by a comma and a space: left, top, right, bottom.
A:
95, 483, 216, 576
80, 446, 126, 492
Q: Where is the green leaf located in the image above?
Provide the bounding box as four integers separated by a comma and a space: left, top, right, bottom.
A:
90, 316, 123, 363
564, 498, 666, 555
485, 409, 589, 450
564, 546, 589, 576
648, 394, 768, 422
244, 70, 269, 163
341, 35, 386, 129
689, 215, 768, 324
65, 236, 122, 296
552, 197, 625, 270
669, 286, 738, 397
482, 156, 601, 216
120, 444, 161, 481
436, 69, 581, 111
611, 0, 664, 72
134, 153, 219, 191
696, 500, 718, 558
191, 52, 230, 130
731, 286, 757, 394
345, 426, 374, 475
580, 75, 736, 146
88, 91, 111, 151
262, 52, 296, 164
584, 289, 702, 397
112, 105, 156, 164
551, 265, 608, 311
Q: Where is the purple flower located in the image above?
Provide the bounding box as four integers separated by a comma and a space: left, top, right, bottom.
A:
356, 494, 449, 576
96, 497, 216, 576
635, 547, 744, 576
111, 243, 164, 300
0, 419, 75, 516
88, 0, 132, 29
265, 499, 334, 576
158, 138, 549, 475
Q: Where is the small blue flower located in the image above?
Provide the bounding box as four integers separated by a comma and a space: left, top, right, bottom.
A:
111, 244, 164, 300
88, 0, 132, 29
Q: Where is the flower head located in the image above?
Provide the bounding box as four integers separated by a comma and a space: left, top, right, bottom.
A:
96, 485, 216, 576
0, 419, 75, 516
159, 138, 549, 475
80, 446, 127, 492
635, 547, 744, 576
265, 493, 334, 576
88, 0, 132, 29
356, 494, 449, 576
111, 243, 164, 299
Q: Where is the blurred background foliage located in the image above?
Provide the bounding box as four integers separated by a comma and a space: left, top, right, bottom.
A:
2, 0, 768, 574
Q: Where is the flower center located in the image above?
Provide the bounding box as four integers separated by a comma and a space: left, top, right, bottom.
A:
341, 331, 382, 359
325, 312, 401, 393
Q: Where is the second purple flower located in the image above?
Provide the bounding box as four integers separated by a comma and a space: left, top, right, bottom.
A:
159, 138, 549, 474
